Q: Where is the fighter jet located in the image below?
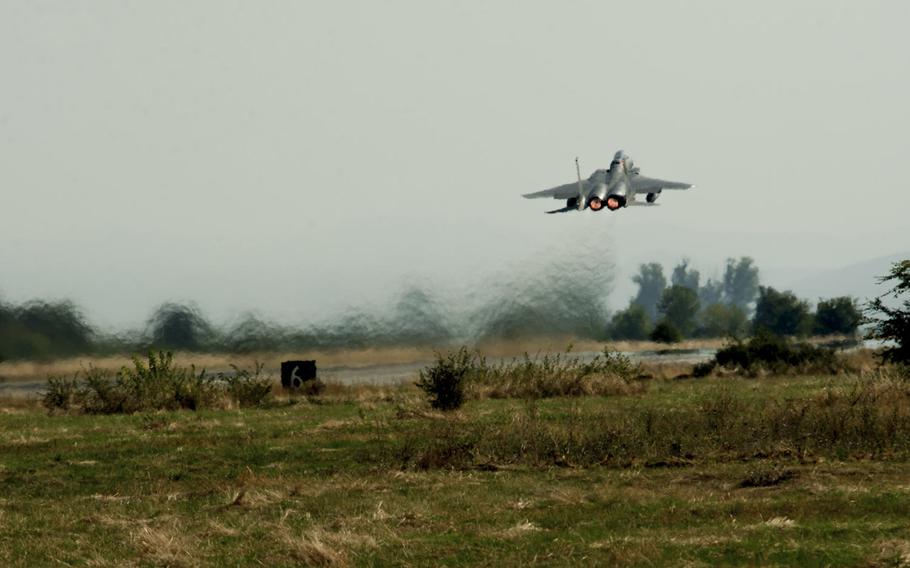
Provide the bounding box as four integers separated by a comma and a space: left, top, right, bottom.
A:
523, 150, 694, 214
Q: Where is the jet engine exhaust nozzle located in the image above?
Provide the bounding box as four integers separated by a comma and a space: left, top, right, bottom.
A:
588, 197, 604, 211
606, 195, 625, 210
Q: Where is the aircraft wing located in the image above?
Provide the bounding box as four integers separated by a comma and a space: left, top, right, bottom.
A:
523, 181, 583, 200
631, 176, 693, 192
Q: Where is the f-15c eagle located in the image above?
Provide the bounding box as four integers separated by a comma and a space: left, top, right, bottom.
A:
523, 150, 694, 214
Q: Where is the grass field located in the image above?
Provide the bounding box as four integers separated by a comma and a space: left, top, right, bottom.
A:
2, 355, 909, 566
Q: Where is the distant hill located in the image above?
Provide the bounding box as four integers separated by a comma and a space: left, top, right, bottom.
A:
775, 251, 909, 304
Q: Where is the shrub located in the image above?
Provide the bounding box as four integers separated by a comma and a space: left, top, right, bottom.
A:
42, 376, 77, 411
698, 332, 847, 376
43, 351, 220, 413
650, 320, 682, 344
223, 363, 273, 407
416, 347, 473, 410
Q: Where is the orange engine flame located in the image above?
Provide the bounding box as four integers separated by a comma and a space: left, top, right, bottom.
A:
589, 198, 603, 211
606, 197, 621, 210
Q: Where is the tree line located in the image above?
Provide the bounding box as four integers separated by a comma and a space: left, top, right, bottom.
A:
608, 257, 863, 342
1, 258, 906, 361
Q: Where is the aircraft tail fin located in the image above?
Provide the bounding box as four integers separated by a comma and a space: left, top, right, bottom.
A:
574, 157, 585, 210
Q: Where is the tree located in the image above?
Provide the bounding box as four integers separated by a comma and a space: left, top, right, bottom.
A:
699, 278, 724, 306
671, 259, 700, 291
657, 285, 700, 337
5, 301, 93, 359
723, 257, 760, 312
815, 296, 862, 336
147, 303, 213, 351
607, 303, 651, 340
865, 260, 910, 364
698, 303, 748, 338
224, 314, 285, 353
753, 286, 812, 337
650, 320, 682, 344
632, 263, 666, 322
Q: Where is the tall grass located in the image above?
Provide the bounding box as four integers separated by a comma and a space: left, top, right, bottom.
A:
42, 351, 273, 413
391, 369, 910, 470
416, 347, 644, 407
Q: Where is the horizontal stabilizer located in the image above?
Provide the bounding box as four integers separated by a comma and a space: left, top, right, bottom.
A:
545, 205, 577, 214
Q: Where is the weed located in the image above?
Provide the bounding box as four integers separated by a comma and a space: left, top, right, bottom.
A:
42, 375, 77, 411
223, 363, 273, 407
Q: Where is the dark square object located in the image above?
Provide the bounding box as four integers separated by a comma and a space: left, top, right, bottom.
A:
280, 360, 317, 389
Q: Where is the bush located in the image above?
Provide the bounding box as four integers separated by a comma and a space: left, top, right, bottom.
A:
698, 332, 847, 376
650, 320, 682, 344
42, 376, 78, 411
223, 363, 273, 407
416, 347, 473, 410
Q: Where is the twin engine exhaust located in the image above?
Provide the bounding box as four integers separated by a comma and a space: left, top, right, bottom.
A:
588, 195, 625, 211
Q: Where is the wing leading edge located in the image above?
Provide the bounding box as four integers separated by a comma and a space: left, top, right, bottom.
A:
630, 176, 693, 192
523, 181, 585, 200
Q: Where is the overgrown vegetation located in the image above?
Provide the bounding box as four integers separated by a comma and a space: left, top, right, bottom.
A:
42, 351, 272, 413
416, 347, 642, 407
692, 332, 850, 377
393, 369, 910, 471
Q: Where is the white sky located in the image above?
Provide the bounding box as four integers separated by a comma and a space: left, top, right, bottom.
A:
1, 1, 908, 328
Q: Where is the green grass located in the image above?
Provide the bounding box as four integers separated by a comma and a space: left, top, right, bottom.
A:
3, 374, 910, 566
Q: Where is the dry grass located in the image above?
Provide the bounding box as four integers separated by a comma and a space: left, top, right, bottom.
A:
0, 339, 732, 382
133, 520, 195, 567
279, 526, 377, 567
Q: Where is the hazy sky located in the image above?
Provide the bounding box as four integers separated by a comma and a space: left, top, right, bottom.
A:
2, 1, 908, 328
